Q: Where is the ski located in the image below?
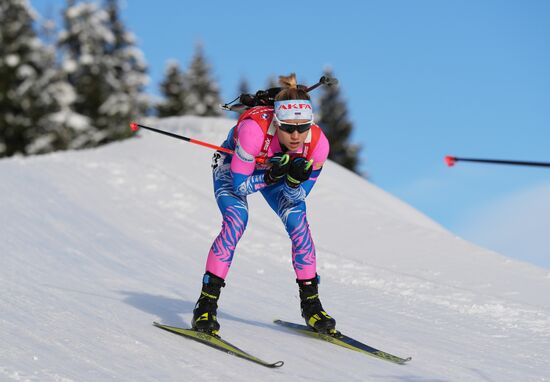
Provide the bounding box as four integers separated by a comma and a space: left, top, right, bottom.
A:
274, 319, 411, 365
153, 322, 284, 368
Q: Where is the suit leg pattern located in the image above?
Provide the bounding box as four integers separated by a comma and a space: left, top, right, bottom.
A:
262, 184, 317, 279
206, 153, 249, 278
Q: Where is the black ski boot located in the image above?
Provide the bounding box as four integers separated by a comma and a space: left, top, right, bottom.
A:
192, 272, 225, 335
297, 275, 337, 334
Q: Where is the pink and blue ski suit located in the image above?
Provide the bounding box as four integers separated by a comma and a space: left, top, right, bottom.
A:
206, 106, 330, 280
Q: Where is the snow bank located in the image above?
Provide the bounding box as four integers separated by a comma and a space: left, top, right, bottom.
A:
1, 116, 549, 381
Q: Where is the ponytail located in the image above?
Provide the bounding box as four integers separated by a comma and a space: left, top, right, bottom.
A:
275, 73, 310, 101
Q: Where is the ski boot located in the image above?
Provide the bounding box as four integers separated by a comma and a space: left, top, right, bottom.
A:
297, 275, 337, 335
191, 272, 225, 335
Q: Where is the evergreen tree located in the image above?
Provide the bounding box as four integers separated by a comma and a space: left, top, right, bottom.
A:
265, 75, 278, 90
233, 76, 250, 116
156, 60, 188, 117
58, 0, 149, 146
102, 0, 149, 138
26, 50, 90, 154
317, 68, 361, 173
58, 0, 113, 146
0, 0, 85, 158
185, 43, 221, 117
238, 76, 250, 95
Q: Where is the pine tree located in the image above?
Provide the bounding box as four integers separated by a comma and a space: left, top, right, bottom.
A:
185, 43, 221, 117
317, 68, 361, 173
58, 0, 149, 146
157, 60, 188, 117
26, 50, 90, 154
58, 0, 113, 146
265, 75, 278, 90
0, 0, 85, 157
102, 0, 149, 138
238, 76, 250, 95
233, 76, 250, 115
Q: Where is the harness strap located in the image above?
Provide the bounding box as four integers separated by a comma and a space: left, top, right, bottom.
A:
234, 106, 321, 164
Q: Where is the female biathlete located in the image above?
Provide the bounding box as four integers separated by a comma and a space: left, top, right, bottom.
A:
192, 73, 336, 335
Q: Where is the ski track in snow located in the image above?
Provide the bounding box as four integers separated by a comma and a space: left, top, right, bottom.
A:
1, 116, 549, 381
318, 249, 550, 337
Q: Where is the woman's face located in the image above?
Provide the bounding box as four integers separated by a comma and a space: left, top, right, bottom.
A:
276, 119, 310, 151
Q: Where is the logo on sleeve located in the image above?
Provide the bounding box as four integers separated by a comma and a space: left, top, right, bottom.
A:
235, 141, 254, 163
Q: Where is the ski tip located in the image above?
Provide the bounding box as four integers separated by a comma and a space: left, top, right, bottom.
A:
271, 361, 285, 368
397, 356, 412, 365
130, 122, 140, 132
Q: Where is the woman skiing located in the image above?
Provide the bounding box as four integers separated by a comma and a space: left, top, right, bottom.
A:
192, 73, 336, 335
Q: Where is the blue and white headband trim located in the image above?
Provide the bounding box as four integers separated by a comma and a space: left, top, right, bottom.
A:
274, 99, 314, 122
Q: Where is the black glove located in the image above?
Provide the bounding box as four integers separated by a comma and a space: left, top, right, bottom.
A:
286, 157, 313, 188
264, 152, 291, 184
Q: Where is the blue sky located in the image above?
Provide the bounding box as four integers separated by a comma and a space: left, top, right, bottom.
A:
31, 0, 550, 269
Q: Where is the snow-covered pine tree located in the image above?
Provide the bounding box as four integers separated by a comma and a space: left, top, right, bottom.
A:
102, 0, 149, 139
0, 0, 86, 158
156, 60, 188, 117
317, 68, 361, 174
185, 42, 222, 117
58, 0, 113, 146
58, 0, 149, 146
26, 46, 90, 155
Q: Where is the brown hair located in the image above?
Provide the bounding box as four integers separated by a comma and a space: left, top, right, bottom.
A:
275, 73, 310, 101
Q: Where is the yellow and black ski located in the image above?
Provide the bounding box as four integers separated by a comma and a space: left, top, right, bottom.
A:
153, 322, 284, 368
274, 319, 411, 365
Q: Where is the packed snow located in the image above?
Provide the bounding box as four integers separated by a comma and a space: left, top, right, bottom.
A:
1, 116, 549, 381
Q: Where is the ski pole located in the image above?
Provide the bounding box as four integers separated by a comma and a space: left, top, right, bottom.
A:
445, 155, 550, 168
130, 122, 269, 163
130, 122, 234, 155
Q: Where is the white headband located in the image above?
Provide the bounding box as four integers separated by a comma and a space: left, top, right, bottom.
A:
274, 99, 313, 121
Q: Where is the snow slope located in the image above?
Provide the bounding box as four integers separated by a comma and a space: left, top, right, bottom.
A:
1, 116, 549, 381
